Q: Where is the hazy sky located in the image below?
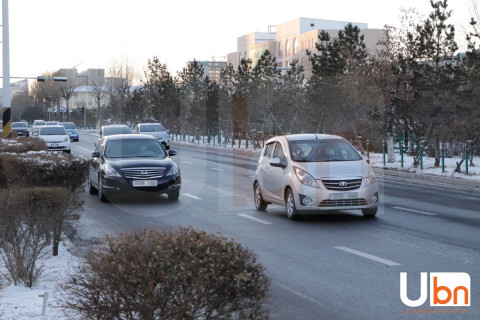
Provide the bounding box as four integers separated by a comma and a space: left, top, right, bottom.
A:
2, 0, 475, 81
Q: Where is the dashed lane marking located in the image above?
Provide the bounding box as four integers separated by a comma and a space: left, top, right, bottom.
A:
238, 213, 272, 225
335, 246, 401, 267
182, 193, 202, 200
392, 206, 438, 216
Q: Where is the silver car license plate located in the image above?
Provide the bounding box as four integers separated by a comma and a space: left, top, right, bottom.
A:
329, 192, 359, 200
132, 180, 157, 187
51, 144, 58, 148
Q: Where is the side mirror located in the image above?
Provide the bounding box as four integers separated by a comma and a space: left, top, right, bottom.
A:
270, 157, 287, 168
363, 155, 370, 164
91, 151, 101, 158
168, 150, 177, 157
164, 145, 170, 150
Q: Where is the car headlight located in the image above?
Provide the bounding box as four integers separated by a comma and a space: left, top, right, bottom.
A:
166, 163, 179, 176
103, 164, 121, 177
293, 167, 319, 188
364, 168, 376, 186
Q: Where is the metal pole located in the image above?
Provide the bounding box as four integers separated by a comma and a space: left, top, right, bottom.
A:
2, 0, 11, 139
382, 139, 386, 167
420, 141, 424, 170
465, 142, 469, 175
441, 141, 445, 173
366, 139, 370, 163
400, 140, 404, 168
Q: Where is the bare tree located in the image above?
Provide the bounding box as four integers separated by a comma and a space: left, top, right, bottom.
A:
106, 59, 136, 125
87, 70, 108, 128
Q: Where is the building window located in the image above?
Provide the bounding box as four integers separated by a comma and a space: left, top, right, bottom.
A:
279, 42, 283, 57
286, 39, 290, 57
293, 38, 298, 55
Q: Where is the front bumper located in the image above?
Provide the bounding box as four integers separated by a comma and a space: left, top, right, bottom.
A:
13, 130, 29, 136
101, 173, 181, 197
292, 181, 378, 212
46, 142, 71, 152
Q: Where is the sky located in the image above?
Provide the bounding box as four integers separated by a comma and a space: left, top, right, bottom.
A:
1, 0, 476, 83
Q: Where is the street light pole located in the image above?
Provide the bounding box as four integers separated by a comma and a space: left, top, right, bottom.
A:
2, 0, 11, 139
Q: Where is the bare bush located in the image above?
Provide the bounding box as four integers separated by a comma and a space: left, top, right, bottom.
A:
61, 227, 270, 320
0, 137, 47, 153
0, 187, 74, 287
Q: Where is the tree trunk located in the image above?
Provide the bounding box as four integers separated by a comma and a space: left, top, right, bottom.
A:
387, 132, 396, 163
433, 132, 440, 167
52, 223, 62, 256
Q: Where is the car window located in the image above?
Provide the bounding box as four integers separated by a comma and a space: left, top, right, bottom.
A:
140, 124, 165, 132
12, 123, 27, 128
62, 123, 76, 129
288, 139, 362, 162
273, 142, 287, 162
105, 139, 167, 159
39, 127, 67, 135
263, 142, 275, 159
103, 126, 133, 136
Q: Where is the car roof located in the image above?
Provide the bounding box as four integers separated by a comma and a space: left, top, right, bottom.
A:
102, 124, 130, 128
104, 134, 156, 141
138, 123, 162, 126
267, 134, 344, 144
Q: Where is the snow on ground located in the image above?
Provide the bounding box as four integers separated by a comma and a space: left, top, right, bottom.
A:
0, 239, 83, 320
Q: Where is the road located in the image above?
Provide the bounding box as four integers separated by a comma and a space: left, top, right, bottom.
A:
71, 132, 480, 320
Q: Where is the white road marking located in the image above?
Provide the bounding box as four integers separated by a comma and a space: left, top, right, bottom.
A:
182, 161, 193, 164
211, 168, 224, 172
75, 146, 94, 153
335, 246, 401, 267
392, 206, 438, 216
238, 213, 272, 225
275, 281, 324, 307
182, 193, 202, 200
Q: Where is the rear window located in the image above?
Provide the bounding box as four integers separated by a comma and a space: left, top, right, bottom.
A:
39, 127, 67, 135
35, 121, 46, 126
62, 123, 77, 129
104, 126, 133, 136
139, 124, 165, 132
12, 122, 27, 128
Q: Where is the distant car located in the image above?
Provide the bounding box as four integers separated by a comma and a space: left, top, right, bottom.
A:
253, 134, 379, 220
60, 122, 79, 142
95, 124, 133, 146
11, 122, 30, 137
32, 120, 46, 136
0, 120, 3, 137
45, 121, 59, 126
37, 125, 71, 153
134, 123, 170, 149
89, 134, 181, 202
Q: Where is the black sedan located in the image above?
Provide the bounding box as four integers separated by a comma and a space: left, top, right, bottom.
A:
11, 122, 30, 137
89, 134, 181, 202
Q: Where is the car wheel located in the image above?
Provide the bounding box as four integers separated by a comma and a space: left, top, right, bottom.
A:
98, 177, 108, 202
167, 190, 180, 201
65, 150, 71, 154
254, 182, 267, 211
362, 207, 377, 218
285, 188, 299, 220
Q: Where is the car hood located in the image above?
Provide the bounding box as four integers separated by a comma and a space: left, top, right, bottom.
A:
292, 160, 370, 179
106, 157, 174, 170
142, 131, 168, 139
39, 135, 68, 142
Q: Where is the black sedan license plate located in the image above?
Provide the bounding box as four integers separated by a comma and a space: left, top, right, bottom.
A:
132, 180, 157, 187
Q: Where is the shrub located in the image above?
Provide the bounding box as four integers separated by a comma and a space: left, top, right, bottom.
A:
0, 151, 88, 192
0, 187, 76, 287
0, 136, 47, 153
61, 227, 270, 320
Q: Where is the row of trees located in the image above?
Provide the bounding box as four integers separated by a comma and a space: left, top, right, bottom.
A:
17, 0, 480, 165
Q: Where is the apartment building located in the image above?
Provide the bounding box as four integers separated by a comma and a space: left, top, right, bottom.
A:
227, 17, 385, 72
185, 59, 228, 82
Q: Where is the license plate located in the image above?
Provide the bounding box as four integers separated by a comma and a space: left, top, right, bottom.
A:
329, 192, 359, 200
132, 180, 157, 187
51, 144, 58, 148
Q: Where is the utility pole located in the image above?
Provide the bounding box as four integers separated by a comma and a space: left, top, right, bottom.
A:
2, 0, 11, 139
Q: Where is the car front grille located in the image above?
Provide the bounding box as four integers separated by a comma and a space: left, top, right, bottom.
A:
321, 178, 362, 191
122, 167, 166, 179
319, 199, 367, 207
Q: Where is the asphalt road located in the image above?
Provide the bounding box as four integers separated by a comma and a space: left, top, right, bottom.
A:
71, 132, 480, 320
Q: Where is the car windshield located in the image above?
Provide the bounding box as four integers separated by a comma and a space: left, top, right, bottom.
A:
12, 123, 27, 128
35, 122, 46, 126
105, 139, 167, 159
62, 123, 76, 129
140, 124, 165, 132
103, 126, 133, 136
288, 139, 362, 162
39, 127, 67, 135
46, 122, 58, 125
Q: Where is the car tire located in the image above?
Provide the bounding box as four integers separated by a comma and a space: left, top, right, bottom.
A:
285, 188, 299, 220
65, 150, 71, 154
254, 182, 267, 211
362, 207, 377, 218
98, 178, 108, 202
167, 190, 180, 201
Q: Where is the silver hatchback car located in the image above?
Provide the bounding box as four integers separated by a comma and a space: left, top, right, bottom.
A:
253, 134, 379, 219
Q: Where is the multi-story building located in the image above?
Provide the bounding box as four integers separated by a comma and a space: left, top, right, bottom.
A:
185, 59, 228, 82
227, 17, 385, 73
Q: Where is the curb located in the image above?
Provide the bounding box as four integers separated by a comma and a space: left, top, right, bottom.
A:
172, 142, 480, 191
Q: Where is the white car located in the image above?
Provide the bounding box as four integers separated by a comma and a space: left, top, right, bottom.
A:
38, 125, 71, 153
134, 123, 170, 149
32, 120, 46, 136
253, 134, 379, 220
